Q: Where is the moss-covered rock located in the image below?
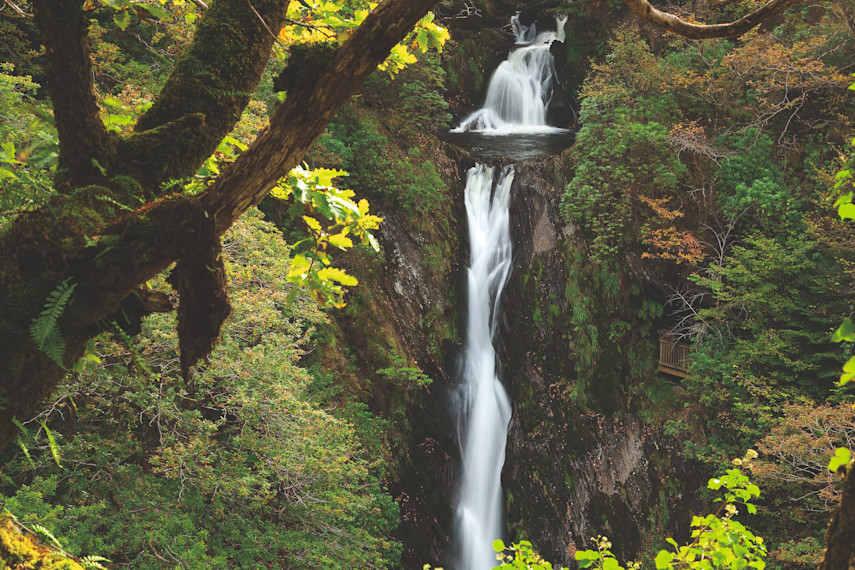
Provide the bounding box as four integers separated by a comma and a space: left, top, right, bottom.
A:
0, 516, 84, 570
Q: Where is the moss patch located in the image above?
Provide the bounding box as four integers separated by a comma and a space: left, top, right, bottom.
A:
0, 516, 84, 570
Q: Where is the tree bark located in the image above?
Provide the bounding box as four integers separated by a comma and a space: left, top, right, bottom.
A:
622, 0, 808, 38
32, 0, 113, 186
118, 0, 292, 189
819, 468, 855, 570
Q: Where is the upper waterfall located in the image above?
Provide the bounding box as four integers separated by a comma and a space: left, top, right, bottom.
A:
511, 14, 537, 45
452, 16, 569, 135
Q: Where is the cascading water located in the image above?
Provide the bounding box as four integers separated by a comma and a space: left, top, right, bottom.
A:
451, 15, 571, 570
451, 16, 568, 135
455, 164, 515, 570
511, 14, 536, 45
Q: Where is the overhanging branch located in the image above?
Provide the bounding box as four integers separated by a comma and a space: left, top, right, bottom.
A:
0, 0, 441, 452
201, 0, 442, 231
623, 0, 808, 38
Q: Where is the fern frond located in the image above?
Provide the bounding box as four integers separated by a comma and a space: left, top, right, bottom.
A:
30, 523, 63, 551
29, 278, 77, 367
39, 420, 62, 467
81, 555, 111, 569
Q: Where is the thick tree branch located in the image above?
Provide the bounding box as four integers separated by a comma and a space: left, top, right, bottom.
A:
622, 0, 807, 38
119, 0, 291, 189
202, 0, 442, 231
32, 0, 113, 185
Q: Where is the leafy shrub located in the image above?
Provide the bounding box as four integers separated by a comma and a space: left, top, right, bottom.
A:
1, 211, 401, 569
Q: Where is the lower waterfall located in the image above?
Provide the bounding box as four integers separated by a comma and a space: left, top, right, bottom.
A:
455, 164, 515, 570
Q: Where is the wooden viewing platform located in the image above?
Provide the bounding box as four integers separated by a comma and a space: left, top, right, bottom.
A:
658, 331, 691, 379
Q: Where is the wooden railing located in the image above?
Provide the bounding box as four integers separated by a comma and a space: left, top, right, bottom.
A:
658, 331, 691, 379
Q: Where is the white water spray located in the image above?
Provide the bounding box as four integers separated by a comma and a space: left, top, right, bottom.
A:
511, 14, 536, 45
452, 16, 568, 135
455, 164, 515, 570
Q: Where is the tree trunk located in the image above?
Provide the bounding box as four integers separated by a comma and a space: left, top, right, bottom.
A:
820, 468, 855, 570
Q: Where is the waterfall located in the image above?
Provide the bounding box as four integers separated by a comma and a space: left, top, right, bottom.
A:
452, 16, 568, 135
556, 15, 568, 43
511, 14, 536, 45
449, 15, 573, 569
455, 164, 514, 570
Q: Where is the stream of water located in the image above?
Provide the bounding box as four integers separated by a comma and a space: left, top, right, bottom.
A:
452, 15, 568, 570
456, 164, 515, 570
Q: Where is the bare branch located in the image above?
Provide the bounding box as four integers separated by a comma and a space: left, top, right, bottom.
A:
283, 17, 336, 38
246, 0, 286, 49
1, 0, 32, 19
622, 0, 807, 39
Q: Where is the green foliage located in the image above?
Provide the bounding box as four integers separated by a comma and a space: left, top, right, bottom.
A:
377, 351, 433, 390
184, 133, 380, 308
279, 2, 448, 76
29, 279, 77, 368
396, 79, 452, 132
310, 106, 449, 217
654, 453, 766, 570
364, 50, 452, 133
270, 164, 382, 308
2, 212, 401, 568
715, 130, 802, 232
684, 233, 853, 455
833, 157, 855, 221
561, 250, 658, 411
827, 447, 852, 473
0, 65, 58, 222
562, 109, 681, 260
575, 536, 639, 570
569, 454, 765, 570
766, 536, 824, 570
561, 28, 687, 263
97, 0, 175, 31
493, 538, 567, 570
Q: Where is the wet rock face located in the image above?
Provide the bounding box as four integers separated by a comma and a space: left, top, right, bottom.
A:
499, 155, 702, 567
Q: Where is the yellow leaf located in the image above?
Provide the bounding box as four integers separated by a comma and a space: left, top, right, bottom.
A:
302, 216, 322, 231
328, 233, 354, 250
317, 267, 358, 286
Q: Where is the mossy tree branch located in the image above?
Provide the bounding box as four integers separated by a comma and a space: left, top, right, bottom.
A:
32, 0, 114, 187
0, 0, 440, 451
117, 0, 292, 189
